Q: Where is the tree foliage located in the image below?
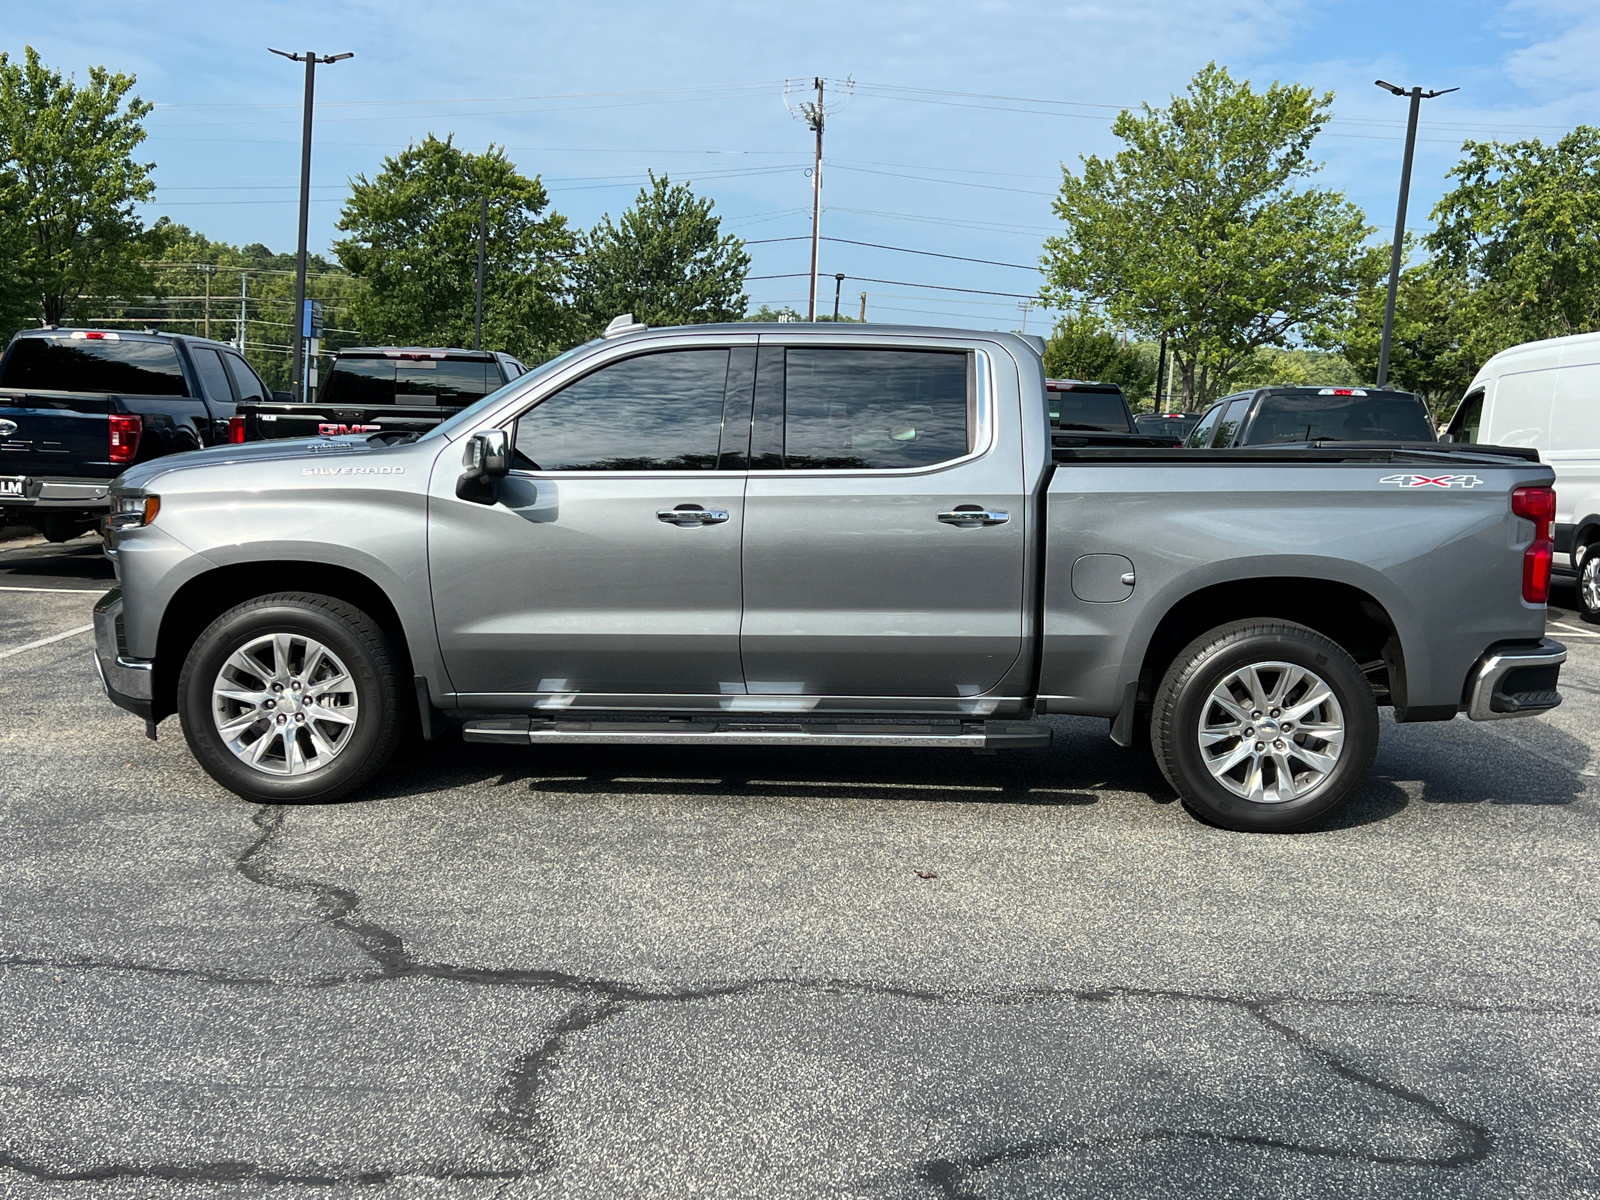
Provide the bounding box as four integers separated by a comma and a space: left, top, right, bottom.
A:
571, 173, 750, 336
334, 135, 574, 362
1042, 63, 1382, 406
0, 46, 158, 332
1042, 311, 1154, 397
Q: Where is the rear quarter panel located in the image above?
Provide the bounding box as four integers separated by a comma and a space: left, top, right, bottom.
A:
1039, 461, 1552, 715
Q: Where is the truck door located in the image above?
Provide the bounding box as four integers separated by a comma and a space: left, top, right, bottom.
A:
739, 344, 1026, 699
428, 344, 753, 700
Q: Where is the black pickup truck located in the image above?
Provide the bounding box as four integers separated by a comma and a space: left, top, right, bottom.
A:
0, 328, 268, 541
1046, 378, 1181, 449
231, 346, 527, 442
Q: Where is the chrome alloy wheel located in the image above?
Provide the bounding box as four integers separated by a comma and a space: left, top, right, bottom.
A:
211, 633, 359, 776
1582, 546, 1600, 615
1198, 660, 1345, 804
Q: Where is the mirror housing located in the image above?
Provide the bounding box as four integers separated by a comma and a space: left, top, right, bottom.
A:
457, 429, 510, 503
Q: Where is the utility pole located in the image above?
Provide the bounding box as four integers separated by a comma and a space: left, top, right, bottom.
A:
1374, 79, 1457, 388
858, 292, 867, 323
270, 47, 353, 401
237, 272, 248, 351
1154, 331, 1167, 411
202, 264, 215, 339
832, 273, 845, 322
1017, 300, 1033, 333
474, 196, 487, 351
806, 77, 824, 321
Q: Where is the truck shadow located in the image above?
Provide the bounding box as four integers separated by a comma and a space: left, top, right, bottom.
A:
364, 710, 1589, 829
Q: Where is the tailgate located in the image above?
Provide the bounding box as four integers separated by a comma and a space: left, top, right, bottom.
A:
0, 393, 115, 485
246, 403, 455, 440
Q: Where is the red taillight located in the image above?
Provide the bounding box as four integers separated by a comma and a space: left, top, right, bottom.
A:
227, 415, 246, 444
1512, 485, 1557, 604
109, 414, 142, 464
83, 331, 105, 340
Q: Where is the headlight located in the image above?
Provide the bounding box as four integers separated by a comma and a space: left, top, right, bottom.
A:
108, 493, 160, 529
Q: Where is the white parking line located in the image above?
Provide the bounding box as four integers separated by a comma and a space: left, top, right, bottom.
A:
1548, 620, 1600, 639
0, 624, 94, 660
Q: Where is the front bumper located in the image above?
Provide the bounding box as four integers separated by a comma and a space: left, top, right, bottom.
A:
92, 589, 154, 727
1465, 638, 1566, 721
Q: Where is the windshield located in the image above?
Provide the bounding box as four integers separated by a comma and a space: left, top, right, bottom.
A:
1244, 392, 1434, 444
1048, 389, 1132, 432
422, 340, 602, 442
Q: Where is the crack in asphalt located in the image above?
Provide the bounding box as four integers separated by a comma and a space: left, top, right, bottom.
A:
0, 805, 1514, 1190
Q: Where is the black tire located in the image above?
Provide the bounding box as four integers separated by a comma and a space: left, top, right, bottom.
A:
177, 593, 405, 804
1576, 541, 1600, 623
1151, 620, 1378, 833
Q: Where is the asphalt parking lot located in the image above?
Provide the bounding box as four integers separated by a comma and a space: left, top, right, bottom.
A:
2, 533, 1599, 1198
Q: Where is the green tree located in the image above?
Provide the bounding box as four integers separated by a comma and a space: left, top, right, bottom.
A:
1042, 310, 1155, 398
1042, 62, 1382, 407
571, 172, 750, 335
0, 46, 158, 331
1427, 126, 1600, 356
334, 134, 574, 362
1341, 257, 1478, 415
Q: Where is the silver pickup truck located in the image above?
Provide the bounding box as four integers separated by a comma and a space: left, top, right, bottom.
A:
92, 320, 1566, 833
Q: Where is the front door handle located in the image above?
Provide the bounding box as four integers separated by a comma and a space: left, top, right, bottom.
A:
658, 504, 730, 527
938, 506, 1009, 527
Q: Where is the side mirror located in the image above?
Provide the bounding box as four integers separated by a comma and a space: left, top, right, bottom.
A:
457, 429, 510, 504
1438, 431, 1455, 444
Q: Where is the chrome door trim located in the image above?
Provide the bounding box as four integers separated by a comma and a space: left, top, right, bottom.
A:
450, 691, 1030, 716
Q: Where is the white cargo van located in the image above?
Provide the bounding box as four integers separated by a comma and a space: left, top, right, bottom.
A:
1445, 329, 1600, 617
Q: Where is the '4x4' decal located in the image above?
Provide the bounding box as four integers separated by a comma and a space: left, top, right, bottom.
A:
1379, 473, 1485, 489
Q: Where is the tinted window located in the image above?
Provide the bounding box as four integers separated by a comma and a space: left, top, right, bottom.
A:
1210, 397, 1253, 447
223, 351, 268, 403
1049, 387, 1132, 432
1447, 391, 1484, 444
1184, 403, 1223, 448
321, 357, 393, 405
783, 348, 969, 470
514, 349, 729, 471
1244, 393, 1435, 444
190, 346, 235, 403
0, 336, 189, 395
397, 359, 492, 405
1135, 414, 1200, 439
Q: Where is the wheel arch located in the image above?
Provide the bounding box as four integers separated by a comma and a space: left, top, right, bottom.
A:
152, 561, 413, 725
1133, 576, 1409, 718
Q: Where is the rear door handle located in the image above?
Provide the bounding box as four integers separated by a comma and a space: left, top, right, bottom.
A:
658, 504, 730, 526
938, 507, 1009, 527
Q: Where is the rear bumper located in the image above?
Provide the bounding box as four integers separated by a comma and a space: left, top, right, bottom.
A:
1464, 638, 1565, 721
1, 477, 112, 510
92, 589, 153, 722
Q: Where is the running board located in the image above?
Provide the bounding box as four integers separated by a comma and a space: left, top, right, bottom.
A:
461, 717, 1052, 750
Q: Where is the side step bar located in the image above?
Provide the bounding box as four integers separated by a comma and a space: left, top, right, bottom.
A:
461, 717, 1052, 750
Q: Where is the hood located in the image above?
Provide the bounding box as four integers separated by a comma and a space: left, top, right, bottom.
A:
112, 435, 376, 491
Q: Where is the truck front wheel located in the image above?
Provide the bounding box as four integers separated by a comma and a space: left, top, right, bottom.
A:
177, 593, 405, 804
1150, 620, 1378, 833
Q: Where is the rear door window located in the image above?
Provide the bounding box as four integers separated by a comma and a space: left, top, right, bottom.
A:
1213, 397, 1254, 447
0, 336, 190, 395
514, 349, 730, 471
190, 346, 236, 404
1049, 387, 1132, 432
779, 348, 970, 470
222, 351, 269, 403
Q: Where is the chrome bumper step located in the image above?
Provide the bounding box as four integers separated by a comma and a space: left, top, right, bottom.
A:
461, 717, 1052, 750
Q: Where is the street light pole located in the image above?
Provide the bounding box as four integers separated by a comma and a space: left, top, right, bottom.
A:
1374, 79, 1457, 388
270, 47, 352, 401
832, 273, 844, 322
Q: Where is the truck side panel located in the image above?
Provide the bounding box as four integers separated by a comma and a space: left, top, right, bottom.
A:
1038, 462, 1551, 717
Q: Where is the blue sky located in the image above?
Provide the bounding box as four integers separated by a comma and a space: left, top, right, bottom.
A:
12, 0, 1599, 332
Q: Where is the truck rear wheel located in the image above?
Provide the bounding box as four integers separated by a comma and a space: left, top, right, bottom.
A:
1150, 620, 1378, 833
177, 593, 404, 804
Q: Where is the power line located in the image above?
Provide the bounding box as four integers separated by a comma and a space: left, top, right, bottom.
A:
748, 271, 1039, 300
746, 235, 1039, 270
